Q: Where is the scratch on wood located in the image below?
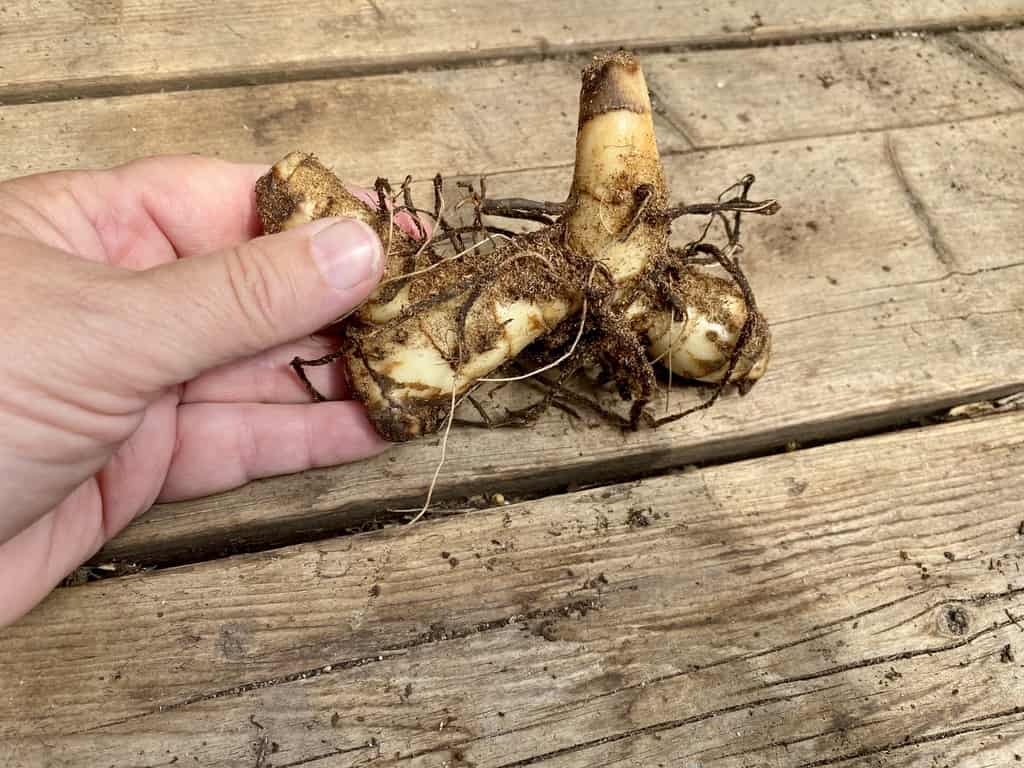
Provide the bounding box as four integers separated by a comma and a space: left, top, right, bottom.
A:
70, 597, 602, 735
844, 259, 1024, 295
871, 586, 1024, 640
489, 698, 1024, 768
961, 704, 1024, 725
71, 649, 406, 734
253, 733, 271, 768
714, 719, 881, 761
812, 588, 930, 633
273, 744, 371, 768
877, 306, 1024, 332
349, 542, 392, 631
699, 473, 724, 515
942, 34, 1024, 95
1006, 608, 1024, 632
544, 627, 846, 715
870, 602, 943, 637
884, 134, 956, 269
644, 78, 699, 149
758, 609, 1018, 691
773, 299, 896, 327
489, 689, 826, 768
448, 105, 1024, 184
796, 709, 1024, 767
366, 0, 386, 22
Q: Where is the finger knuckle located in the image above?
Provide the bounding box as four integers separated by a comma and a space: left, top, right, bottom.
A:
221, 242, 288, 349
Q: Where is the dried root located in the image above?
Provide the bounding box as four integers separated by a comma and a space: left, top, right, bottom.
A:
255, 51, 778, 442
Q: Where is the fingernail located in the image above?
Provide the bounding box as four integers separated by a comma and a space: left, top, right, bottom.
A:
312, 219, 382, 290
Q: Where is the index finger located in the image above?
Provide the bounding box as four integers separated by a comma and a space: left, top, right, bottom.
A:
103, 155, 269, 258
104, 155, 429, 259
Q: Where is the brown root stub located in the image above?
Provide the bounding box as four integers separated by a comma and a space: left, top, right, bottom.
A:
255, 50, 778, 442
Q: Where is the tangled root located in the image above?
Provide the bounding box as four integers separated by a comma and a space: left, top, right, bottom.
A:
255, 51, 779, 442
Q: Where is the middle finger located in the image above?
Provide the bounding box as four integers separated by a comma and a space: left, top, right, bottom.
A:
182, 335, 349, 404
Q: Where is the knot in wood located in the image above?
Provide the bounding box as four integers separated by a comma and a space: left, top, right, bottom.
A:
938, 604, 971, 637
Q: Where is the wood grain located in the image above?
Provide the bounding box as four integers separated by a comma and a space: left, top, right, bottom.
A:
1, 1, 1022, 104
955, 28, 1024, 91
2, 411, 1022, 766
5, 34, 1024, 181
2, 35, 1022, 564
96, 108, 1024, 565
643, 31, 1024, 148
3, 8, 1023, 766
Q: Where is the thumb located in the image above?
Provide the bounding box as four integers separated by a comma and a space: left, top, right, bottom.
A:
120, 217, 383, 390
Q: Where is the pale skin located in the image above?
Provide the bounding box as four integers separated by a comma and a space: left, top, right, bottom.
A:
0, 155, 424, 627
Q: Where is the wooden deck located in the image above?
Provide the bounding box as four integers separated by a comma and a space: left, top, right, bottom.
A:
2, 3, 1024, 766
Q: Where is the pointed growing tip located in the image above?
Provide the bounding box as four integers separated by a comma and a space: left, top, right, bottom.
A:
578, 49, 652, 126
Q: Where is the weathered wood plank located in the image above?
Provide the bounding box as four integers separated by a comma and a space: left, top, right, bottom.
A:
2, 412, 1022, 765
0, 58, 668, 182
92, 109, 1024, 565
643, 30, 1024, 148
4, 34, 1024, 181
2, 36, 1022, 563
1, 1, 1022, 104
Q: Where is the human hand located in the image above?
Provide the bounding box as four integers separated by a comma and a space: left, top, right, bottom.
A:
0, 155, 414, 626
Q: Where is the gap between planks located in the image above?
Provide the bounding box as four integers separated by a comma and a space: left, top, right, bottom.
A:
3, 32, 1022, 570
6, 31, 1024, 182
86, 108, 1024, 568
3, 410, 1023, 766
78, 384, 1024, 577
1, 18, 1023, 107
